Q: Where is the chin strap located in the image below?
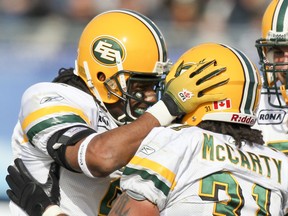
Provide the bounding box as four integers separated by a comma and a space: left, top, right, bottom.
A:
115, 51, 127, 92
82, 60, 126, 126
74, 60, 79, 76
280, 85, 288, 105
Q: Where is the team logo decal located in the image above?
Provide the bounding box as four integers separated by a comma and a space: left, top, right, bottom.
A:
257, 109, 286, 125
213, 99, 231, 110
140, 145, 155, 155
178, 89, 193, 102
230, 114, 256, 125
40, 95, 64, 104
267, 31, 288, 40
92, 36, 125, 65
98, 109, 111, 128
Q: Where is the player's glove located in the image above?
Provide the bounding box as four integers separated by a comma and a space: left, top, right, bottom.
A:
147, 58, 229, 125
162, 59, 229, 116
6, 158, 60, 216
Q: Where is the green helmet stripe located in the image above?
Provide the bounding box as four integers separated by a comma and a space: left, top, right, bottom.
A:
221, 44, 257, 115
116, 9, 168, 62
236, 50, 256, 115
274, 0, 288, 32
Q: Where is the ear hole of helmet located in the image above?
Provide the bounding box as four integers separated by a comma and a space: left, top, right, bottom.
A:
97, 72, 106, 81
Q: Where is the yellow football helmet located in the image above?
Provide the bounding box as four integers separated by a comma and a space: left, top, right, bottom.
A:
75, 9, 171, 123
166, 43, 262, 126
255, 0, 288, 108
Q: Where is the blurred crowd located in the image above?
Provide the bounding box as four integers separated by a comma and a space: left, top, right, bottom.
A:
0, 0, 270, 62
0, 0, 269, 26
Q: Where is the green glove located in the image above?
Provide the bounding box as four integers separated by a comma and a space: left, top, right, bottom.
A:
162, 58, 229, 116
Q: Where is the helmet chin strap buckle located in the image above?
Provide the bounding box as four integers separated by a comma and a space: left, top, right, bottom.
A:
153, 59, 173, 75
117, 114, 127, 122
74, 60, 79, 76
83, 61, 94, 89
280, 85, 288, 105
115, 51, 127, 92
83, 61, 107, 108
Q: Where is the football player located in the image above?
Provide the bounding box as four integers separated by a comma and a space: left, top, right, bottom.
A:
109, 43, 288, 215
8, 10, 227, 216
253, 0, 288, 154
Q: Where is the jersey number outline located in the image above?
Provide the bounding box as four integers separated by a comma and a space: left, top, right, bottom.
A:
199, 172, 271, 215
99, 178, 122, 215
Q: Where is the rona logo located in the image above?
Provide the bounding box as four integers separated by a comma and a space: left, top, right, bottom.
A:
257, 109, 286, 125
92, 37, 125, 65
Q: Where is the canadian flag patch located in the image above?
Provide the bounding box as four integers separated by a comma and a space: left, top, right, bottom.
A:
213, 99, 231, 110
178, 89, 193, 102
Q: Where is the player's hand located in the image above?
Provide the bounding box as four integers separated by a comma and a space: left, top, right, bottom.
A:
6, 158, 60, 216
162, 58, 229, 116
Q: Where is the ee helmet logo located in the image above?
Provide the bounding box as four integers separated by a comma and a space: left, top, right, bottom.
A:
92, 36, 125, 65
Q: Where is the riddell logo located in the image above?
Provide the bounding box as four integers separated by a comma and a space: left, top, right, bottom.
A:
178, 89, 193, 102
230, 114, 256, 125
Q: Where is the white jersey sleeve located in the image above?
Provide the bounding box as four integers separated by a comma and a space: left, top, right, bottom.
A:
17, 82, 116, 152
11, 82, 120, 216
121, 125, 288, 216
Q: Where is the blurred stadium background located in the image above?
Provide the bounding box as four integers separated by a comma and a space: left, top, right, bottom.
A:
0, 0, 270, 214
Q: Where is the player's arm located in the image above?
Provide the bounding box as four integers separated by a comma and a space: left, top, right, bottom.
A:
6, 159, 67, 216
108, 191, 159, 216
47, 112, 162, 177
50, 59, 228, 177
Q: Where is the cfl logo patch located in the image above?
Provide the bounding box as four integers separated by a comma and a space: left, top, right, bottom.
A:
178, 89, 193, 102
92, 37, 125, 65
